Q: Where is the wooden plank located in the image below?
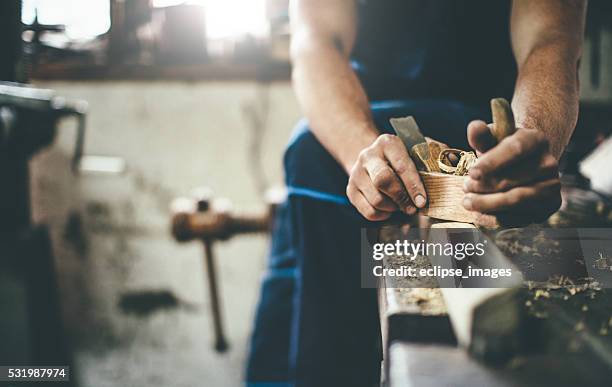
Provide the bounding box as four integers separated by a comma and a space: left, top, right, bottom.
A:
377, 223, 457, 383
430, 222, 526, 364
377, 224, 456, 347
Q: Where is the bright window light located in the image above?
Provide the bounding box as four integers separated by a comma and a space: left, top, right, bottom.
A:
22, 0, 111, 41
153, 0, 267, 39
22, 0, 266, 41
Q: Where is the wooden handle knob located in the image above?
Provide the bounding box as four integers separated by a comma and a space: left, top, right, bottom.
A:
490, 98, 516, 143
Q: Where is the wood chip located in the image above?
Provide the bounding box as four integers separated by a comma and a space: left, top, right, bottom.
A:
437, 149, 477, 176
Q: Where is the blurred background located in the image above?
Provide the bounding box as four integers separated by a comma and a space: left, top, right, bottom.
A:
1, 1, 297, 386
1, 1, 612, 386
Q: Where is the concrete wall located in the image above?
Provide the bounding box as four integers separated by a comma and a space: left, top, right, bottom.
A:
580, 30, 612, 102
29, 80, 301, 387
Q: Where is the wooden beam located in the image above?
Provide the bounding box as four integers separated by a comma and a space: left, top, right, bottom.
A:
431, 222, 526, 364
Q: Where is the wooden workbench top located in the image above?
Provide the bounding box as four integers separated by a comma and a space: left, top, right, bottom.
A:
378, 223, 612, 386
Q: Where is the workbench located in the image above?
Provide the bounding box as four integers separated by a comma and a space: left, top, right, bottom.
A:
379, 222, 612, 386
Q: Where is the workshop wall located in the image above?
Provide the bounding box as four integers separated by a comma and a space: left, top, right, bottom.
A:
28, 80, 300, 387
580, 29, 612, 101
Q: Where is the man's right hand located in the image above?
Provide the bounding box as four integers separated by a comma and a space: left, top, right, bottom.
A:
346, 134, 428, 221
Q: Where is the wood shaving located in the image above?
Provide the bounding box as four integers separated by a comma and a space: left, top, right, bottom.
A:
437, 148, 478, 176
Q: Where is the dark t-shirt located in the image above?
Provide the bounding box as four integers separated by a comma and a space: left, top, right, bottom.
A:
351, 0, 517, 107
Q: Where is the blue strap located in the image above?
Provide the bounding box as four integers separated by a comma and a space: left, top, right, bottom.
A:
286, 186, 350, 206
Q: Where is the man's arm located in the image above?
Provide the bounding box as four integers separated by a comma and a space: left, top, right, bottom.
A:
291, 0, 427, 220
511, 0, 586, 158
464, 0, 586, 223
290, 0, 372, 172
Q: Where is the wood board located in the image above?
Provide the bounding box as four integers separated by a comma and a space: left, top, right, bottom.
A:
430, 222, 525, 364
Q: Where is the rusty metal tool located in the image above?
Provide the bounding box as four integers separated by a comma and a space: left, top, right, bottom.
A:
203, 235, 227, 353
170, 187, 284, 352
183, 188, 229, 353
390, 116, 440, 172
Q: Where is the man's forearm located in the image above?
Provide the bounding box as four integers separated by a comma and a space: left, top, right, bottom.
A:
510, 0, 586, 160
512, 41, 581, 159
292, 41, 378, 173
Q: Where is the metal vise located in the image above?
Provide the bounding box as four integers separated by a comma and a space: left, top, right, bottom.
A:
0, 82, 88, 170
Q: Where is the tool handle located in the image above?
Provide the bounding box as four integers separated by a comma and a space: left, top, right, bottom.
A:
490, 98, 516, 143
412, 143, 440, 172
203, 240, 229, 352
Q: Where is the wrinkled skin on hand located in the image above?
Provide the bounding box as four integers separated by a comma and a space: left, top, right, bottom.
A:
463, 120, 562, 225
346, 134, 431, 221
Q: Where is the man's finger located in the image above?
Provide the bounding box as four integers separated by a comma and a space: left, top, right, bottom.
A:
380, 135, 427, 209
467, 120, 497, 155
462, 178, 561, 214
469, 129, 548, 180
350, 167, 398, 211
346, 183, 393, 221
464, 154, 558, 193
363, 155, 415, 211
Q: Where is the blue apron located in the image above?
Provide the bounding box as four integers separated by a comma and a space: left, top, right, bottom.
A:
247, 1, 515, 386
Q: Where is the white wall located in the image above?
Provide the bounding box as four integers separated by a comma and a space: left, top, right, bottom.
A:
29, 80, 301, 387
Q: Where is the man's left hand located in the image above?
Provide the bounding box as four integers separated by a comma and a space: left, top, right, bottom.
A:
462, 120, 562, 225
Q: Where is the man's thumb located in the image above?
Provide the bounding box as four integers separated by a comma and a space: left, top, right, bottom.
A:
467, 120, 497, 155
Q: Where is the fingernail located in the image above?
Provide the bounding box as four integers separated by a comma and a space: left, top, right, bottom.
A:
463, 179, 470, 192
462, 194, 473, 210
414, 194, 426, 208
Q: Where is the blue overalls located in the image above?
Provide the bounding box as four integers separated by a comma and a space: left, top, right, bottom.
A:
246, 1, 516, 386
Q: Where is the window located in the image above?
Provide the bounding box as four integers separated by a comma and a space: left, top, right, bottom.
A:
151, 0, 267, 39
22, 0, 111, 41
22, 0, 267, 41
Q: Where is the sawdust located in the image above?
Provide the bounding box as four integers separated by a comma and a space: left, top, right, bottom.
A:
534, 289, 550, 299
526, 275, 602, 295
395, 288, 447, 315
377, 225, 447, 314
494, 228, 561, 258
593, 252, 612, 271
524, 275, 612, 341
383, 252, 439, 288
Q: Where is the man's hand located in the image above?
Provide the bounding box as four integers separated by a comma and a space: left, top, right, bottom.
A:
463, 120, 562, 224
346, 134, 428, 221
